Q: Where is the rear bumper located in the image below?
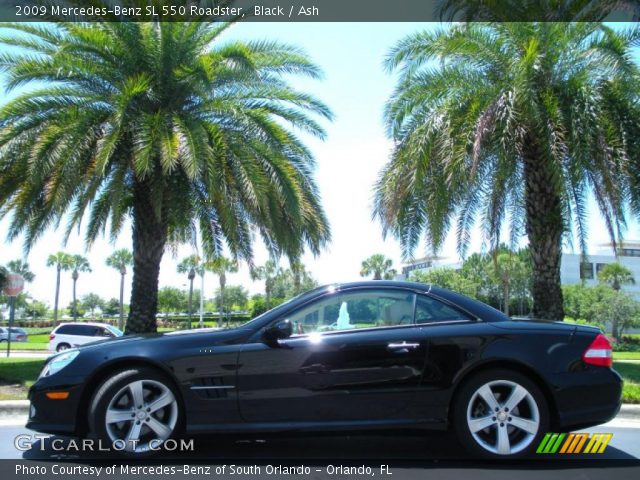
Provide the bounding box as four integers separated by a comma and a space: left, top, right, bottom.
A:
550, 367, 623, 431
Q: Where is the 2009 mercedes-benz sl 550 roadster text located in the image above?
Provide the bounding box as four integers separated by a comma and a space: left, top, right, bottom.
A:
27, 281, 622, 458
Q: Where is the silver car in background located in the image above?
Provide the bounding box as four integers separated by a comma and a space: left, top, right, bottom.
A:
0, 326, 28, 342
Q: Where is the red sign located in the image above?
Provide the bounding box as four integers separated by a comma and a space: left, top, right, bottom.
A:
2, 274, 24, 297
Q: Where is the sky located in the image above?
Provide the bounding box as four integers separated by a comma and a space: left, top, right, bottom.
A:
0, 22, 638, 308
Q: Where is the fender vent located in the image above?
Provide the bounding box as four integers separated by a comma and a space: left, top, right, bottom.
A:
190, 377, 235, 399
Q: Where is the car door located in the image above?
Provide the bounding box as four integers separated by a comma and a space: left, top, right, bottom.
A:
237, 287, 431, 424
413, 293, 486, 419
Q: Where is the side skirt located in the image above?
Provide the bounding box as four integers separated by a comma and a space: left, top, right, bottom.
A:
185, 418, 448, 434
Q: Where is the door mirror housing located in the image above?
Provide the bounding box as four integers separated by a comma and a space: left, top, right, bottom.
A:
263, 319, 293, 345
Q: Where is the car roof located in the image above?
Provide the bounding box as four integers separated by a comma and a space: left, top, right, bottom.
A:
317, 280, 460, 298
55, 322, 111, 328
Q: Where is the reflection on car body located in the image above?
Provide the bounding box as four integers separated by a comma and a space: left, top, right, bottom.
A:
27, 281, 622, 458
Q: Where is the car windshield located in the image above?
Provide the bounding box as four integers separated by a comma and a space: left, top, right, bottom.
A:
105, 325, 124, 337
240, 285, 337, 328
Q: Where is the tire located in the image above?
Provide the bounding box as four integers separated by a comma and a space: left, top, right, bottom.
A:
452, 368, 549, 459
89, 367, 182, 456
56, 343, 71, 352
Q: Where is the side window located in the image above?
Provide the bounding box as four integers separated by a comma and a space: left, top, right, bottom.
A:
283, 289, 416, 335
86, 326, 101, 336
415, 295, 472, 324
64, 325, 95, 336
67, 325, 81, 335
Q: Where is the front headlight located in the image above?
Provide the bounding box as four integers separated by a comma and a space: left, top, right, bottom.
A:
38, 350, 80, 379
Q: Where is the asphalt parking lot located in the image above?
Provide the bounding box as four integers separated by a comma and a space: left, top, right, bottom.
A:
0, 414, 638, 480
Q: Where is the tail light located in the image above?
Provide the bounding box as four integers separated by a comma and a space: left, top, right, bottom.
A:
582, 334, 613, 367
49, 334, 55, 341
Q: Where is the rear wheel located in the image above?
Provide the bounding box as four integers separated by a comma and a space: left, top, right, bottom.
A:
453, 369, 549, 458
56, 343, 70, 352
89, 367, 182, 456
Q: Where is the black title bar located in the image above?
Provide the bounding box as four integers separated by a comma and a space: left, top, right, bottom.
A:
0, 0, 638, 22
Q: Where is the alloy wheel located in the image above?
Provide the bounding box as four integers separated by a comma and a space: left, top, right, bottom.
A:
466, 379, 540, 455
104, 379, 178, 453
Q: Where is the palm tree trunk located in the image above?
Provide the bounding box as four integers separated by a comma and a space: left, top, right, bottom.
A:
53, 267, 61, 323
503, 281, 510, 317
199, 272, 204, 328
218, 273, 226, 328
126, 181, 167, 334
188, 277, 194, 329
523, 139, 565, 320
118, 272, 125, 331
265, 280, 272, 309
72, 277, 77, 321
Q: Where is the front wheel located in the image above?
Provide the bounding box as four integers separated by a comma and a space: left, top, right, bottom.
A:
453, 369, 549, 459
89, 367, 182, 456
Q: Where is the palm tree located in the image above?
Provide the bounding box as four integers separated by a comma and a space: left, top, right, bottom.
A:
69, 255, 91, 320
598, 262, 635, 292
488, 252, 528, 317
598, 261, 635, 338
106, 249, 133, 330
375, 23, 640, 320
0, 22, 332, 333
205, 256, 238, 328
360, 254, 396, 280
251, 260, 280, 309
289, 258, 316, 296
46, 252, 72, 322
436, 0, 639, 22
6, 259, 35, 283
177, 254, 204, 328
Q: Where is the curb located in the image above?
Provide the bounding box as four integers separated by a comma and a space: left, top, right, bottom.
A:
2, 351, 52, 354
616, 404, 640, 419
0, 401, 639, 419
0, 400, 29, 417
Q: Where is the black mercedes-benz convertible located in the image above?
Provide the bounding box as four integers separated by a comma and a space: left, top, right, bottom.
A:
27, 281, 622, 458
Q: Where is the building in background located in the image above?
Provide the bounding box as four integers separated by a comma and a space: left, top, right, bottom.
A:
399, 255, 461, 279
401, 242, 640, 299
561, 241, 640, 298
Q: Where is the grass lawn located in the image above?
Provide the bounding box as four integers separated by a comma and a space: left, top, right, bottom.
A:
0, 358, 45, 400
613, 361, 640, 404
613, 351, 640, 361
0, 332, 51, 351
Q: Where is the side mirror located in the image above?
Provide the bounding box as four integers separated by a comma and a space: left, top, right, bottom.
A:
263, 319, 293, 345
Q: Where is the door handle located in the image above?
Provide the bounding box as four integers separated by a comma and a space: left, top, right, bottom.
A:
387, 342, 420, 353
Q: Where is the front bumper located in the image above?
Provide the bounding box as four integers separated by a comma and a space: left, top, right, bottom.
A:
26, 376, 86, 435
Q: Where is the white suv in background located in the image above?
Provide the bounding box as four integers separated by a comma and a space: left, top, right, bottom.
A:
48, 322, 123, 352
